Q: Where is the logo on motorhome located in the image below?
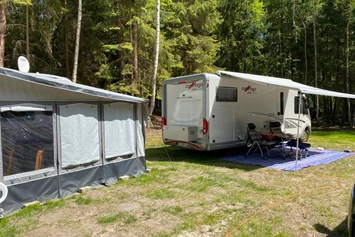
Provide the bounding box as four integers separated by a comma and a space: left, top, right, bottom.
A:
242, 85, 257, 94
185, 82, 203, 89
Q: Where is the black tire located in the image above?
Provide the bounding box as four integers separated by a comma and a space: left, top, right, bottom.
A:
301, 129, 310, 142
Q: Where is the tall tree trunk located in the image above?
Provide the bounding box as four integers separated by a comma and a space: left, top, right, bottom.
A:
279, 29, 283, 77
117, 20, 124, 81
313, 0, 319, 122
26, 5, 29, 62
133, 20, 138, 95
335, 97, 340, 123
130, 12, 134, 93
0, 3, 6, 67
149, 0, 160, 117
65, 0, 70, 78
114, 0, 124, 81
345, 20, 352, 127
293, 0, 297, 43
303, 21, 308, 84
72, 0, 82, 83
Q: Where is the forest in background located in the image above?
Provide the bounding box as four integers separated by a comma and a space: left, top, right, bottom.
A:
1, 0, 355, 125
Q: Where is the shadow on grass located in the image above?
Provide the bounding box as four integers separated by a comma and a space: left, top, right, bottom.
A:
314, 218, 348, 237
145, 146, 261, 172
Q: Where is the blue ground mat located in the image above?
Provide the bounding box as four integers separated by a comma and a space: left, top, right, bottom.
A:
221, 147, 354, 171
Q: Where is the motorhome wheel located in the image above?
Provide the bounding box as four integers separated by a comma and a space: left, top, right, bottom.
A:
301, 129, 310, 142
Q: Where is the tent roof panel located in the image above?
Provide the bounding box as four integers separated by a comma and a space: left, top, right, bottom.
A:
219, 71, 355, 99
0, 67, 148, 103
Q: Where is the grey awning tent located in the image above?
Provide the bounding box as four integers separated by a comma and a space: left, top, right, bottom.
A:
0, 67, 148, 215
0, 67, 148, 103
218, 71, 355, 170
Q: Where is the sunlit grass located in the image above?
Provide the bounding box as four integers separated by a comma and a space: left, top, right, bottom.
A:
309, 129, 355, 151
44, 198, 66, 210
97, 211, 137, 225
74, 196, 93, 205
1, 128, 354, 236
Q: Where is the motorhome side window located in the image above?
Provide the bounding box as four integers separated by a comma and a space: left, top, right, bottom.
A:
216, 87, 238, 102
294, 97, 308, 114
1, 111, 54, 176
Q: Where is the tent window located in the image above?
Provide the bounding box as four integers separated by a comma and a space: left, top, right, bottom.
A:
216, 87, 238, 102
294, 97, 308, 114
103, 102, 135, 159
59, 104, 100, 168
280, 92, 284, 115
1, 111, 54, 176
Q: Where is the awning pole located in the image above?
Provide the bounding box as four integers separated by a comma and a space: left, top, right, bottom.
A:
294, 93, 303, 171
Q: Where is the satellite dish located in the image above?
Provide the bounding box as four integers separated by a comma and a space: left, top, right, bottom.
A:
17, 56, 30, 73
0, 182, 8, 204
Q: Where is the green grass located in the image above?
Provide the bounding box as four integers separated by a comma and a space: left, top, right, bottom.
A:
1, 128, 354, 236
309, 129, 355, 151
162, 206, 183, 215
74, 196, 93, 205
97, 211, 137, 225
97, 212, 125, 224
0, 218, 18, 237
44, 198, 66, 209
146, 188, 176, 199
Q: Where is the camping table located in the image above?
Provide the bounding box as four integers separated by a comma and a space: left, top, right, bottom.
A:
272, 133, 293, 158
261, 132, 293, 158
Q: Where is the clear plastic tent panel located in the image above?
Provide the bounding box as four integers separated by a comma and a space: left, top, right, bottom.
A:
103, 102, 135, 159
1, 111, 54, 176
59, 104, 100, 168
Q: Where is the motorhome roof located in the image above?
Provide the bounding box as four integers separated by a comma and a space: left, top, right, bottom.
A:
218, 71, 355, 99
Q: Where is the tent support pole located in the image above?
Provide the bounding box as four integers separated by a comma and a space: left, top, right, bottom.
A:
294, 93, 303, 171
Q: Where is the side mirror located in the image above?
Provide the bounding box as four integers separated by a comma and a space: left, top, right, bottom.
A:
304, 97, 312, 109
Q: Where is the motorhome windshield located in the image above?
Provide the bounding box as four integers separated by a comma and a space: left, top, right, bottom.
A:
294, 97, 309, 114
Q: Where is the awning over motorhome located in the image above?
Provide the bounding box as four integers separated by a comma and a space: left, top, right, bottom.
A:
0, 67, 148, 103
218, 71, 355, 99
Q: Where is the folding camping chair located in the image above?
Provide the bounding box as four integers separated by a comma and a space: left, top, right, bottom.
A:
245, 123, 276, 159
286, 139, 311, 159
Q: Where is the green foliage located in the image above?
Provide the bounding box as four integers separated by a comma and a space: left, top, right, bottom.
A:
2, 0, 355, 123
12, 0, 31, 5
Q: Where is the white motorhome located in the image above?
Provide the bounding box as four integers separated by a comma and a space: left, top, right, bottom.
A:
162, 71, 312, 151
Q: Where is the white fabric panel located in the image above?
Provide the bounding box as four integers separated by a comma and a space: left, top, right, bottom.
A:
60, 104, 100, 168
0, 103, 53, 112
104, 102, 135, 159
219, 71, 355, 99
136, 103, 148, 157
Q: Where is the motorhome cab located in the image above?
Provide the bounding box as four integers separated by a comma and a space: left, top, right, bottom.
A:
162, 71, 312, 151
